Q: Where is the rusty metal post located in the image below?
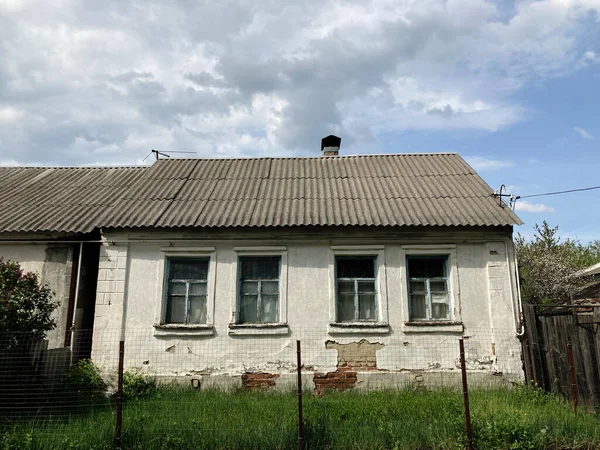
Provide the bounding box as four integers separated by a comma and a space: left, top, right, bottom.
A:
525, 335, 535, 385
566, 339, 578, 414
115, 340, 125, 450
459, 339, 474, 450
296, 340, 305, 450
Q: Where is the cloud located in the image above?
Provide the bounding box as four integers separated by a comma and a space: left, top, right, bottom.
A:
514, 201, 556, 213
581, 51, 600, 65
465, 156, 514, 171
574, 127, 594, 139
0, 0, 599, 165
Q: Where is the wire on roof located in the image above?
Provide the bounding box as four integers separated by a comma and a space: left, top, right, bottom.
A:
516, 185, 600, 200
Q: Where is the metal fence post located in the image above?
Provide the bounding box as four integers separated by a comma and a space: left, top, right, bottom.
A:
296, 340, 305, 450
566, 339, 578, 414
115, 340, 125, 450
525, 335, 535, 385
459, 339, 474, 450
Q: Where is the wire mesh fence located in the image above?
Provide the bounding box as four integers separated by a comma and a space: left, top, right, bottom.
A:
0, 325, 588, 449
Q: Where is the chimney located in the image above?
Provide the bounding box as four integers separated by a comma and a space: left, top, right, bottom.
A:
321, 135, 341, 156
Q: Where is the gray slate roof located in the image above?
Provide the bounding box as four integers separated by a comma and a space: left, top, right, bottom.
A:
0, 154, 522, 233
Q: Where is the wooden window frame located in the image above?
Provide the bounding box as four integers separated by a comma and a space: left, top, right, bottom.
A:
164, 257, 210, 325
335, 256, 378, 323
237, 256, 281, 324
407, 255, 450, 322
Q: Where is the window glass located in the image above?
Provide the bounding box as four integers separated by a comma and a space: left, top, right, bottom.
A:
407, 256, 450, 321
165, 258, 209, 325
167, 296, 187, 323
337, 257, 375, 279
241, 256, 280, 279
238, 256, 281, 323
335, 256, 377, 322
170, 260, 208, 280
407, 257, 446, 278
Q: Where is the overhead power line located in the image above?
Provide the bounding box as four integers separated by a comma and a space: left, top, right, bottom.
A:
516, 185, 600, 200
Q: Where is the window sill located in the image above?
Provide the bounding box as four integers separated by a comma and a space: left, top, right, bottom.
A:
228, 323, 290, 336
403, 321, 463, 333
153, 324, 215, 337
328, 323, 391, 335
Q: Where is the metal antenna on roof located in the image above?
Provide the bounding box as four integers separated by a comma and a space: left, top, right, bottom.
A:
492, 184, 513, 209
142, 149, 197, 162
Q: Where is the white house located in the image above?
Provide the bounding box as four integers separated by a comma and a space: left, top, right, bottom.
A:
0, 137, 524, 389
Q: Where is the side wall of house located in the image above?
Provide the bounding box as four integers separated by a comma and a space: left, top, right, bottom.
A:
0, 243, 76, 348
91, 228, 523, 387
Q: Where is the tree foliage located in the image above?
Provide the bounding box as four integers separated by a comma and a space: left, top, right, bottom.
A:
0, 257, 57, 347
515, 221, 600, 305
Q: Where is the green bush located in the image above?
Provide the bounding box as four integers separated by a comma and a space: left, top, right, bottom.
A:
123, 371, 156, 400
61, 359, 107, 407
0, 258, 57, 349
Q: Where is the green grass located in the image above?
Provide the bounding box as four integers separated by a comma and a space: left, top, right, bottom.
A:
1, 386, 600, 449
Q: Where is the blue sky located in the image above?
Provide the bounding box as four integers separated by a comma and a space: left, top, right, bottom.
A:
0, 0, 598, 241
381, 63, 600, 242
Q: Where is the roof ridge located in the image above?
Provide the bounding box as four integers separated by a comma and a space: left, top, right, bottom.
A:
0, 165, 147, 170
155, 152, 460, 162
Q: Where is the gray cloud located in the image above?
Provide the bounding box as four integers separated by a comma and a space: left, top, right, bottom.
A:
0, 0, 598, 166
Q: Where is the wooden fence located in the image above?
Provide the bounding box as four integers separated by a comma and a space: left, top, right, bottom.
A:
523, 303, 600, 406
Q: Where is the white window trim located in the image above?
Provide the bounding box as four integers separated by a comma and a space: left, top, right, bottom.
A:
328, 246, 389, 334
229, 246, 289, 335
399, 246, 462, 333
154, 247, 217, 336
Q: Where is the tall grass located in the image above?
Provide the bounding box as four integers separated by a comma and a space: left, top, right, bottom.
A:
1, 386, 599, 449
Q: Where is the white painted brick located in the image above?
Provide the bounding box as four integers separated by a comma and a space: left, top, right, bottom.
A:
114, 281, 126, 294
487, 266, 505, 278
117, 256, 128, 269
489, 278, 505, 290
97, 280, 116, 293
489, 290, 504, 301
106, 293, 123, 306
111, 245, 127, 254
95, 293, 106, 305
95, 305, 111, 318
104, 268, 126, 282
99, 256, 118, 269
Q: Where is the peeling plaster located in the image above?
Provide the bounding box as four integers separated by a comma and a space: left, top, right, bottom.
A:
325, 339, 384, 370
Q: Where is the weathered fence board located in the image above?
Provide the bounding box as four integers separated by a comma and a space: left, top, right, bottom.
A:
523, 304, 600, 406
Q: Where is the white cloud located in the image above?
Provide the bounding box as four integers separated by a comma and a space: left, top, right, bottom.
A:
514, 201, 556, 213
574, 127, 594, 139
0, 0, 598, 165
582, 51, 600, 64
465, 156, 514, 171
0, 106, 24, 124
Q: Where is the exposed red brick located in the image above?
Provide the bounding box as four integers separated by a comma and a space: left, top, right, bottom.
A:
242, 372, 280, 390
313, 370, 358, 391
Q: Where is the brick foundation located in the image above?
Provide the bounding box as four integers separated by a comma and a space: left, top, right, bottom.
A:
241, 372, 280, 390
313, 370, 358, 391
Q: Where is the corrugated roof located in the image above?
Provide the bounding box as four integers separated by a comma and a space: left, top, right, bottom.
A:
0, 154, 522, 233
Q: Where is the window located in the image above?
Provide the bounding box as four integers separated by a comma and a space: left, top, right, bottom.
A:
407, 256, 450, 321
238, 256, 281, 324
336, 256, 377, 322
165, 258, 209, 324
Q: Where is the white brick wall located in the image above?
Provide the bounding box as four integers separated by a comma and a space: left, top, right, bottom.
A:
91, 243, 129, 369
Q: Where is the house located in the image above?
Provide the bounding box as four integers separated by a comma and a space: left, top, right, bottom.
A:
0, 137, 524, 389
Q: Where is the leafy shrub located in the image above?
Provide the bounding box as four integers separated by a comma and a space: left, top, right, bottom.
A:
0, 258, 57, 348
123, 371, 157, 400
61, 359, 107, 407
